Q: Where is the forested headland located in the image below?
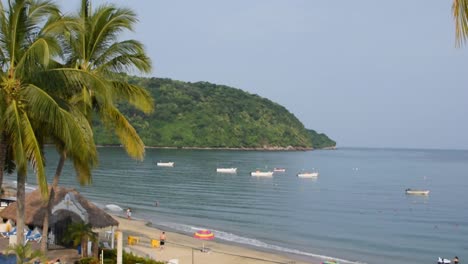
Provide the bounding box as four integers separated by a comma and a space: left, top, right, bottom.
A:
93, 76, 336, 150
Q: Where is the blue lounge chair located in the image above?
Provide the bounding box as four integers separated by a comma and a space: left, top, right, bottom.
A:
24, 230, 32, 238
26, 232, 42, 243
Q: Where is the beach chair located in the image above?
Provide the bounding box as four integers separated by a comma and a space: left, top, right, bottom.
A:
26, 232, 42, 243
24, 230, 32, 239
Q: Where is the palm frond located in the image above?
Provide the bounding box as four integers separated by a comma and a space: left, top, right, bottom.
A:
453, 0, 468, 46
94, 39, 151, 73
3, 101, 26, 171
100, 105, 145, 160
19, 110, 48, 199
109, 81, 154, 114
88, 5, 137, 61
15, 38, 50, 77
27, 0, 61, 23
47, 68, 114, 105
21, 84, 74, 148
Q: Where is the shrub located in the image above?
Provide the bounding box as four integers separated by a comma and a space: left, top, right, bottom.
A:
94, 249, 164, 264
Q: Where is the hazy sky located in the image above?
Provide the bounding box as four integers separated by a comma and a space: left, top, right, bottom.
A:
60, 1, 468, 149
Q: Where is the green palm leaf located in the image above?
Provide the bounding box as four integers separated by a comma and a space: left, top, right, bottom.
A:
453, 0, 468, 46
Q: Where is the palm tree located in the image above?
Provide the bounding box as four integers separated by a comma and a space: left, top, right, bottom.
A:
66, 0, 154, 160
63, 221, 97, 258
453, 0, 468, 46
0, 0, 95, 248
39, 0, 154, 252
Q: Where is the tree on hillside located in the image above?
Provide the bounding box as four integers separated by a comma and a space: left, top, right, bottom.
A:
453, 0, 468, 46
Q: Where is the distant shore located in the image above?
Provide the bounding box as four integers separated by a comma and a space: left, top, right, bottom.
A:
96, 144, 337, 151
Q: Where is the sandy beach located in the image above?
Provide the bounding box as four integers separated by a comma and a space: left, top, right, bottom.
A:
113, 215, 319, 264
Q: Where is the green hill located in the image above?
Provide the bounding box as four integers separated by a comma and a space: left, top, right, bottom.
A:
93, 77, 336, 150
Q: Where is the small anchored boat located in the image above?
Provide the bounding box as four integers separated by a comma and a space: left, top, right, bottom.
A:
273, 168, 286, 172
216, 168, 237, 173
297, 172, 319, 178
250, 171, 274, 177
405, 188, 429, 195
156, 162, 174, 167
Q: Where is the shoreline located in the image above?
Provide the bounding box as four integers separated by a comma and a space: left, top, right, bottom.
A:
96, 144, 338, 151
112, 214, 323, 264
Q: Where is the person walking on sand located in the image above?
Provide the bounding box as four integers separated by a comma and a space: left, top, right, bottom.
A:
126, 208, 132, 220
159, 231, 166, 250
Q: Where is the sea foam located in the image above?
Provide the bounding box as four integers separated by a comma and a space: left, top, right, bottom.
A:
105, 204, 124, 212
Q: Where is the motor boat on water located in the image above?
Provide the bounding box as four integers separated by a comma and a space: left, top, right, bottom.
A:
297, 172, 319, 178
250, 171, 274, 177
405, 188, 429, 195
273, 168, 286, 172
156, 162, 175, 167
216, 168, 237, 173
438, 257, 451, 264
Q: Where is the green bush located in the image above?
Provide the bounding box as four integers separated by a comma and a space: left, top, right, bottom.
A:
91, 249, 164, 264
75, 257, 99, 264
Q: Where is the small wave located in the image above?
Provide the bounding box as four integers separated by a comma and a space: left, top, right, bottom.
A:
3, 181, 37, 192
160, 222, 365, 264
105, 204, 124, 212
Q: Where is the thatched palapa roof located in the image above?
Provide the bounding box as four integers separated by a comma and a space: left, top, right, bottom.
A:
0, 187, 118, 228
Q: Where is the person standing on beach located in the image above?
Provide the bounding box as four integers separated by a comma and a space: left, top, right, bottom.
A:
159, 231, 166, 250
126, 208, 132, 220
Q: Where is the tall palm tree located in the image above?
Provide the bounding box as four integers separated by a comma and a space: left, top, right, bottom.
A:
0, 0, 95, 248
453, 0, 468, 46
63, 222, 97, 258
38, 0, 154, 252
66, 0, 154, 160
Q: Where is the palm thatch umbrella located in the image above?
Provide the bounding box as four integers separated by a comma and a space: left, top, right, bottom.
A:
0, 186, 118, 228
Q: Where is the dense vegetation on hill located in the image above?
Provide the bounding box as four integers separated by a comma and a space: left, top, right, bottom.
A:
93, 77, 336, 149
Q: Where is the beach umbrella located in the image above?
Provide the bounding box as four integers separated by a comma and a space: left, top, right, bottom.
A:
193, 229, 214, 252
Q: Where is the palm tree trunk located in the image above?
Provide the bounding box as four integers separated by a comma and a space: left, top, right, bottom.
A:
16, 167, 27, 249
82, 238, 88, 257
0, 134, 7, 197
92, 237, 99, 258
40, 152, 66, 253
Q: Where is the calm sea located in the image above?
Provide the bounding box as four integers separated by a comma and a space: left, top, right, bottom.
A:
7, 147, 468, 263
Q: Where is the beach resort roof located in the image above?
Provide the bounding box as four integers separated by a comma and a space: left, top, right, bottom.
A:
0, 186, 118, 228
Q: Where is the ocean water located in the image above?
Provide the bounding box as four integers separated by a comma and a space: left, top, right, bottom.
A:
7, 147, 468, 263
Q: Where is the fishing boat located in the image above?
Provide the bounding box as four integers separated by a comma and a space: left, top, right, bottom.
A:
156, 162, 174, 167
405, 188, 429, 195
216, 168, 237, 173
273, 168, 286, 172
250, 171, 274, 177
297, 172, 319, 178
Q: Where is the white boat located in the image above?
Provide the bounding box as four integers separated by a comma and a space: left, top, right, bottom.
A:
157, 162, 174, 167
250, 171, 274, 177
297, 172, 319, 178
405, 188, 429, 195
273, 168, 286, 172
216, 168, 237, 173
